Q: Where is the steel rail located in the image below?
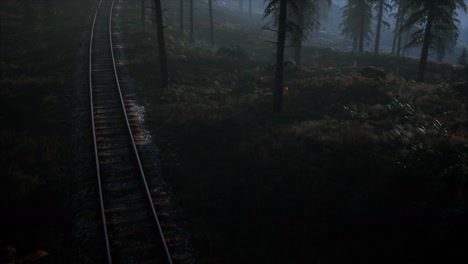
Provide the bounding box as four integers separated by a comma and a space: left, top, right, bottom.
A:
108, 1, 174, 264
89, 0, 174, 263
89, 0, 112, 263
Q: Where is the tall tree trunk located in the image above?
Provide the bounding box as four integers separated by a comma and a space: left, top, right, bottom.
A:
358, 27, 364, 53
179, 0, 184, 37
190, 0, 194, 43
154, 0, 169, 87
358, 12, 364, 53
417, 6, 434, 82
273, 0, 287, 112
374, 0, 384, 54
396, 35, 402, 56
352, 36, 358, 53
151, 0, 156, 28
391, 3, 402, 55
294, 7, 304, 65
249, 0, 252, 16
396, 16, 404, 57
141, 0, 145, 28
391, 19, 400, 54
208, 0, 214, 46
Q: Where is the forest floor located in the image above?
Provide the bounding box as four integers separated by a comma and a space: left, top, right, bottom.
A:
120, 1, 468, 264
0, 1, 96, 262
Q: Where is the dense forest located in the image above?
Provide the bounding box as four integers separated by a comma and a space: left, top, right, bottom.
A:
1, 0, 467, 263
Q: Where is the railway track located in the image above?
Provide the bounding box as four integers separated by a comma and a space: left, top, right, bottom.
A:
88, 0, 183, 263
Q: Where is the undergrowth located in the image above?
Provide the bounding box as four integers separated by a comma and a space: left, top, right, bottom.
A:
120, 1, 468, 264
0, 0, 94, 262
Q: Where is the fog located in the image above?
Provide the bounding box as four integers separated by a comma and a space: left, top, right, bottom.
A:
1, 0, 467, 263
194, 0, 468, 64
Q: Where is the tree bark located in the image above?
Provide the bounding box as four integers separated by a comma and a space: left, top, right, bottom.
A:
273, 0, 287, 112
154, 0, 169, 87
209, 0, 214, 46
391, 19, 399, 54
179, 0, 184, 37
391, 3, 402, 55
190, 0, 194, 43
358, 11, 364, 53
417, 5, 434, 82
374, 0, 384, 54
358, 27, 364, 53
151, 0, 156, 28
141, 0, 145, 28
353, 36, 358, 53
396, 34, 402, 56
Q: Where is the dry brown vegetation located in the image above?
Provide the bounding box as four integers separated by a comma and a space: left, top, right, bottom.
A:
0, 0, 94, 262
119, 1, 467, 263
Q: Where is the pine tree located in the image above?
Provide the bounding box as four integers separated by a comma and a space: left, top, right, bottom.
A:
190, 0, 194, 44
208, 0, 214, 46
372, 0, 391, 54
403, 0, 467, 81
179, 0, 184, 37
154, 0, 168, 87
264, 0, 328, 111
141, 0, 145, 28
390, 0, 410, 56
264, 0, 288, 112
291, 0, 331, 66
340, 0, 374, 53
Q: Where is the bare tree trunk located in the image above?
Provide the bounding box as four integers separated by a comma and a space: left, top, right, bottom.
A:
179, 0, 184, 37
397, 7, 407, 58
141, 0, 145, 28
151, 0, 156, 28
190, 0, 194, 43
154, 0, 169, 87
358, 14, 364, 53
417, 6, 434, 82
273, 0, 287, 112
209, 0, 214, 46
374, 0, 384, 54
391, 3, 402, 55
396, 25, 403, 57
352, 36, 358, 53
359, 29, 364, 53
391, 19, 399, 54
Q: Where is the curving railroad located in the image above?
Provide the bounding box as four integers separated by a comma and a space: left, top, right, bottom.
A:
88, 0, 184, 263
